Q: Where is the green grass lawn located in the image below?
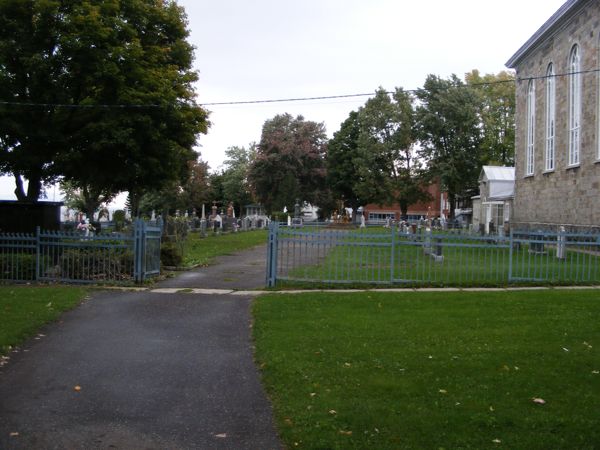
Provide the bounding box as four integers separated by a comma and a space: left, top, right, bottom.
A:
253, 289, 600, 449
181, 229, 267, 268
0, 286, 88, 355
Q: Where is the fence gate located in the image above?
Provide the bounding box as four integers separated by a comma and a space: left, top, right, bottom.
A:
134, 219, 162, 283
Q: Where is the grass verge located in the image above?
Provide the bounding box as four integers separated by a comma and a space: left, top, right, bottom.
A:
0, 285, 88, 355
182, 230, 267, 268
253, 289, 600, 449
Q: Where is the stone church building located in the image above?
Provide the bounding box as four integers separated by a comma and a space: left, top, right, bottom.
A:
506, 0, 600, 230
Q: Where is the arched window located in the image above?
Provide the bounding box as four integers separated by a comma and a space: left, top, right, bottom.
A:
568, 44, 581, 166
526, 80, 535, 176
545, 63, 555, 171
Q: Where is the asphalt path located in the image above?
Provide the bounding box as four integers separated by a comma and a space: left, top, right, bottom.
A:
0, 245, 281, 449
159, 245, 268, 290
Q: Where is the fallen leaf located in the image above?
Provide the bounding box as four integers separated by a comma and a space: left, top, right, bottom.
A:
329, 409, 337, 415
73, 385, 81, 392
9, 432, 19, 437
214, 433, 227, 438
339, 430, 352, 435
492, 438, 501, 444
284, 418, 293, 426
532, 398, 546, 404
344, 362, 351, 367
562, 347, 570, 352
309, 392, 316, 397
592, 370, 599, 374
583, 341, 593, 349
489, 406, 495, 412
439, 389, 447, 394
514, 366, 520, 371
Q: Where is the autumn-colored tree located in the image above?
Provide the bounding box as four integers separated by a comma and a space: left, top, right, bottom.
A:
248, 114, 327, 213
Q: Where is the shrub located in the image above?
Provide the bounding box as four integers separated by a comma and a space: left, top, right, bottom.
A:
160, 241, 183, 267
0, 253, 36, 281
113, 210, 126, 231
271, 212, 288, 222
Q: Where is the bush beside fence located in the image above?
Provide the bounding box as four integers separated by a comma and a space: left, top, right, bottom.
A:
0, 220, 161, 284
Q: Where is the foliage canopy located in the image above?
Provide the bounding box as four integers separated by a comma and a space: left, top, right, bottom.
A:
0, 0, 209, 209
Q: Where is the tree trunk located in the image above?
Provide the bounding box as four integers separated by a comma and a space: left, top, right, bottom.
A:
399, 199, 408, 221
13, 172, 43, 201
448, 192, 456, 219
26, 176, 42, 201
82, 186, 100, 221
13, 174, 26, 201
128, 190, 141, 218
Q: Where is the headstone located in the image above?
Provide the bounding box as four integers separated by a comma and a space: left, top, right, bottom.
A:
200, 218, 207, 237
529, 230, 546, 254
423, 228, 432, 255
556, 226, 566, 259
432, 237, 444, 263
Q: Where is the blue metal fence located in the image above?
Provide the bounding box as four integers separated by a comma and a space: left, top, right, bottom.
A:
0, 219, 161, 284
266, 223, 600, 287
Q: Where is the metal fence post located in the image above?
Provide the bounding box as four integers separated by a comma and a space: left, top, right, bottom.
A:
508, 227, 514, 283
35, 226, 41, 281
134, 219, 145, 283
266, 221, 279, 287
390, 224, 395, 283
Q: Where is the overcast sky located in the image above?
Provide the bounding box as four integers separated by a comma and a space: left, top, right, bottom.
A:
0, 0, 567, 200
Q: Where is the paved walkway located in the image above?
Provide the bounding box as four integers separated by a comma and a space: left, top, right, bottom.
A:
0, 246, 281, 450
159, 245, 268, 290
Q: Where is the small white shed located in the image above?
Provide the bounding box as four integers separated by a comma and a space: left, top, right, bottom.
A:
477, 166, 515, 234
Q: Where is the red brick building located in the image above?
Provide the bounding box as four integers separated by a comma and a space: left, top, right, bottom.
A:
362, 181, 449, 223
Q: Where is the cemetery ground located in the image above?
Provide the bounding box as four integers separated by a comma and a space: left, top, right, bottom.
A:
253, 289, 600, 449
180, 228, 267, 268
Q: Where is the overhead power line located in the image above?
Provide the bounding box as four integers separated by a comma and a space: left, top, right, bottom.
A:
0, 67, 599, 109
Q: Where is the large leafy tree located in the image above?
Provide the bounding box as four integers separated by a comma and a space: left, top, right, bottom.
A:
355, 87, 429, 219
0, 0, 208, 210
221, 144, 256, 216
327, 111, 363, 217
465, 70, 515, 166
248, 114, 327, 213
416, 74, 483, 218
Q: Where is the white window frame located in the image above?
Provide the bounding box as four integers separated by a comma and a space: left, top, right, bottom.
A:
545, 63, 555, 171
526, 80, 535, 176
568, 44, 581, 166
